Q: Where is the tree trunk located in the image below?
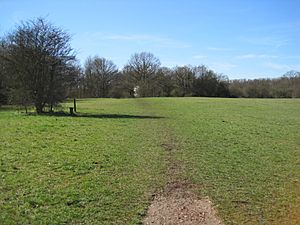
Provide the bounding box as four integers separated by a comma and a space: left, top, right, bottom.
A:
73, 98, 76, 112
35, 102, 44, 114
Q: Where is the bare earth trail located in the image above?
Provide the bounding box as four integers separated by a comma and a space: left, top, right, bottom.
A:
136, 100, 224, 225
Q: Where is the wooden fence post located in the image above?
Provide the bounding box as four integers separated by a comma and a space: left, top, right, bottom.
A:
74, 98, 77, 112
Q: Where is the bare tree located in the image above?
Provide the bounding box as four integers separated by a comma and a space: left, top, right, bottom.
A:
193, 68, 230, 97
124, 52, 161, 97
155, 67, 175, 97
0, 18, 77, 113
173, 66, 195, 96
0, 42, 8, 105
84, 56, 118, 97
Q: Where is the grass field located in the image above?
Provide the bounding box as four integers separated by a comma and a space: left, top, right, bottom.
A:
0, 98, 299, 224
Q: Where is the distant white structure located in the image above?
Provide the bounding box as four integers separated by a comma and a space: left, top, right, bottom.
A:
133, 86, 139, 97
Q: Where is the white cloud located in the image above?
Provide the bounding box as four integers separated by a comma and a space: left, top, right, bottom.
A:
105, 34, 151, 41
237, 54, 278, 59
241, 36, 289, 48
103, 34, 191, 48
211, 62, 237, 71
264, 62, 300, 71
246, 22, 300, 33
207, 47, 233, 51
193, 55, 206, 59
282, 55, 300, 60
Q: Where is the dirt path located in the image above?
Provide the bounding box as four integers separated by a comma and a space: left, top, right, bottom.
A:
142, 122, 223, 225
143, 180, 223, 225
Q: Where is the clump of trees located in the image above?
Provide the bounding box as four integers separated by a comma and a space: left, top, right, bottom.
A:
75, 57, 300, 99
124, 52, 161, 97
77, 56, 231, 99
0, 44, 9, 105
83, 56, 118, 98
77, 54, 299, 99
0, 18, 79, 112
229, 71, 300, 98
0, 18, 299, 112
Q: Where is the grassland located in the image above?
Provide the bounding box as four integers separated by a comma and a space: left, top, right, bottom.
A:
0, 98, 299, 224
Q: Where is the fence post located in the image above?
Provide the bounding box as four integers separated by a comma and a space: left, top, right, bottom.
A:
69, 107, 74, 115
74, 98, 77, 112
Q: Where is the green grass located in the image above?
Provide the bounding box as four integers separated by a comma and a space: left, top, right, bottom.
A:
0, 98, 299, 224
0, 99, 168, 224
147, 98, 300, 224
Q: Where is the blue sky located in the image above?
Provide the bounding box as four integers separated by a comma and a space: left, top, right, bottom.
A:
1, 0, 299, 79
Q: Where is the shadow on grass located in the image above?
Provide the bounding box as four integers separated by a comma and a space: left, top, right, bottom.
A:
0, 107, 13, 111
26, 111, 165, 119
0, 105, 25, 111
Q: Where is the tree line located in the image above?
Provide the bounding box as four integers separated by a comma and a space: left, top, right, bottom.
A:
77, 53, 230, 99
229, 72, 300, 98
0, 18, 299, 113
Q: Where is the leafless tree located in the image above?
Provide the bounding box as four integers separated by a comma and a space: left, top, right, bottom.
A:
84, 56, 118, 97
124, 52, 161, 97
173, 66, 195, 96
0, 18, 77, 113
228, 71, 300, 98
0, 44, 8, 105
